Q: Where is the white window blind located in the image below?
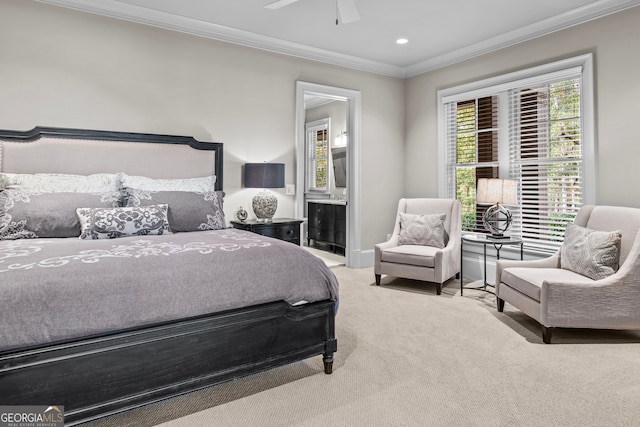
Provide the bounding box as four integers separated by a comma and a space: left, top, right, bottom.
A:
508, 77, 583, 253
305, 119, 329, 192
445, 96, 499, 231
439, 55, 593, 255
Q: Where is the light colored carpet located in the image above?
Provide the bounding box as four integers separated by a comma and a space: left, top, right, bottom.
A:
83, 267, 640, 427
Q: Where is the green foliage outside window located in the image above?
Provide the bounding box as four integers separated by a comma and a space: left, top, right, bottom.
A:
544, 79, 582, 239
456, 168, 477, 231
314, 137, 327, 189
455, 102, 482, 231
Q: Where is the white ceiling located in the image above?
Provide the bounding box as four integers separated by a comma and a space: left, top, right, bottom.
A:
38, 0, 640, 78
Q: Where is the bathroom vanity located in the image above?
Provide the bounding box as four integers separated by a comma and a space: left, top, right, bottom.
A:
307, 200, 346, 253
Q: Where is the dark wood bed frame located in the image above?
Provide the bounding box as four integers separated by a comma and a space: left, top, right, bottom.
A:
0, 127, 337, 426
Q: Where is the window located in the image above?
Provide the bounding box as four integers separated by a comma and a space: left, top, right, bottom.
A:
510, 78, 583, 252
448, 96, 499, 231
306, 119, 330, 192
439, 55, 595, 254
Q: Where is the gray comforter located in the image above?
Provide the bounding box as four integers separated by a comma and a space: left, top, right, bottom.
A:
0, 229, 339, 351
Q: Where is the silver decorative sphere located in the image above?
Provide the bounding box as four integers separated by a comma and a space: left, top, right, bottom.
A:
236, 206, 248, 222
252, 191, 277, 222
483, 204, 513, 237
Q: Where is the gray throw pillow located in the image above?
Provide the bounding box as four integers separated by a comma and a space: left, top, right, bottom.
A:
124, 188, 226, 232
398, 212, 447, 248
560, 223, 622, 280
76, 204, 172, 240
0, 190, 121, 240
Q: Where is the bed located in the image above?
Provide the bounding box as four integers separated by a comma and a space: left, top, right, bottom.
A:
0, 127, 338, 425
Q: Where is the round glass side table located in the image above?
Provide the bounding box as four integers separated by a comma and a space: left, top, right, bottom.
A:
460, 233, 523, 296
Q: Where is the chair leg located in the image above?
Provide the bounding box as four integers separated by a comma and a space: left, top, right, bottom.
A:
541, 326, 553, 344
375, 274, 381, 286
435, 282, 442, 295
497, 297, 505, 312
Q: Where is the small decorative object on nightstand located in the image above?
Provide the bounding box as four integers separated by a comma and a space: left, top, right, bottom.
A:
231, 218, 303, 245
235, 206, 248, 222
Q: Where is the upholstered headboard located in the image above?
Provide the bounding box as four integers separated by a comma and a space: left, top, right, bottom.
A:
0, 127, 223, 191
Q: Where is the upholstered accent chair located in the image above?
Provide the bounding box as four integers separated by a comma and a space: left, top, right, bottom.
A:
496, 205, 640, 344
374, 198, 461, 295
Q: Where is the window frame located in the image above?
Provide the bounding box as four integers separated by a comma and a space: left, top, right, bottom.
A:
305, 118, 331, 193
437, 54, 595, 254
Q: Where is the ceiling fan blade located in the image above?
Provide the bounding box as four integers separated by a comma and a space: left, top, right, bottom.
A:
265, 0, 300, 10
337, 0, 360, 23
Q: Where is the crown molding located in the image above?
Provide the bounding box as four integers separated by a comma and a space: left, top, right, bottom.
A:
404, 0, 640, 78
37, 0, 640, 80
36, 0, 406, 78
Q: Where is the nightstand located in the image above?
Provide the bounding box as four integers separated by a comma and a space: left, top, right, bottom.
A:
231, 218, 303, 245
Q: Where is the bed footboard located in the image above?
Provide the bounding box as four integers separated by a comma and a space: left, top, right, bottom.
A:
0, 300, 336, 425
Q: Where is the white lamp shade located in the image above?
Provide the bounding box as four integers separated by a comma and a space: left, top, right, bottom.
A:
477, 178, 517, 205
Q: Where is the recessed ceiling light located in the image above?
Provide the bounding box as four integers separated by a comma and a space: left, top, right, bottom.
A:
396, 38, 409, 45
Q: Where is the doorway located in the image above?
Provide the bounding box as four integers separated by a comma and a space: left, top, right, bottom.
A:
295, 81, 361, 268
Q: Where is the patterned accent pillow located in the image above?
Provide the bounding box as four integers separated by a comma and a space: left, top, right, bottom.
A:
398, 212, 447, 248
0, 190, 122, 240
76, 204, 172, 240
0, 173, 121, 192
120, 174, 216, 192
124, 188, 226, 232
560, 223, 622, 280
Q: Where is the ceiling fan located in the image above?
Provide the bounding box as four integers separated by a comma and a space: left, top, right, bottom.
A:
265, 0, 361, 24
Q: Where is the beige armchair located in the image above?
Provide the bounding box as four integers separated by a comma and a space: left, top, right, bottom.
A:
496, 205, 640, 343
374, 198, 461, 295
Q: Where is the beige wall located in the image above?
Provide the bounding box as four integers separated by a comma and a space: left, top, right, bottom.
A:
2, 1, 637, 265
405, 7, 640, 208
0, 0, 405, 255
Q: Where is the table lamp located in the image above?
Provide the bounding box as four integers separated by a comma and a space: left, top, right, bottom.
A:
476, 178, 518, 239
244, 163, 285, 222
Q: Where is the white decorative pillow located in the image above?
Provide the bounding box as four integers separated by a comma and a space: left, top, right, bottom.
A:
76, 204, 172, 240
120, 174, 216, 192
398, 212, 447, 248
0, 173, 120, 193
560, 223, 622, 280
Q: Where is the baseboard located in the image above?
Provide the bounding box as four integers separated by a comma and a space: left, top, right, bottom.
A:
348, 248, 374, 268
